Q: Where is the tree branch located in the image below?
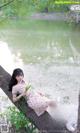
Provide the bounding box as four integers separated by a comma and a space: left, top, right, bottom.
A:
0, 0, 14, 9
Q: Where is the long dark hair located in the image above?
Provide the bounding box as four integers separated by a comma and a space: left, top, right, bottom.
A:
9, 68, 24, 92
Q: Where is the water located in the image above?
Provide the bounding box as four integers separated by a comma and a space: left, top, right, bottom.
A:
0, 19, 80, 126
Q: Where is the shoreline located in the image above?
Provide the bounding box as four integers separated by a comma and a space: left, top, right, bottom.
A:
30, 12, 80, 22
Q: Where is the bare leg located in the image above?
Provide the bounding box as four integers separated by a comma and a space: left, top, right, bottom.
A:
48, 100, 57, 108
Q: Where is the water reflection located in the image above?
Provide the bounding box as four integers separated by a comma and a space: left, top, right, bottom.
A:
0, 41, 23, 74
0, 33, 80, 131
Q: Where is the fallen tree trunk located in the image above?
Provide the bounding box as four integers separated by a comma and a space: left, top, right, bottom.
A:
0, 65, 71, 133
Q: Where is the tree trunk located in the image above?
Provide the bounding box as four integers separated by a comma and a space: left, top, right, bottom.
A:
0, 65, 70, 133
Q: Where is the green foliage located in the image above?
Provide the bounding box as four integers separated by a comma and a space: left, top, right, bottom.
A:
0, 0, 35, 17
31, 0, 69, 12
31, 0, 49, 12
5, 106, 37, 132
0, 0, 79, 23
0, 0, 70, 18
52, 4, 70, 12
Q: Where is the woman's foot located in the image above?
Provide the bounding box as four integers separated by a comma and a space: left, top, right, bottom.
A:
66, 122, 77, 132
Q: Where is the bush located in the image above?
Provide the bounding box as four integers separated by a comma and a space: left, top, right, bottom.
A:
5, 106, 37, 133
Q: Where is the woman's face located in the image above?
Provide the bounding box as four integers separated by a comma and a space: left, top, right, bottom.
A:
15, 75, 24, 83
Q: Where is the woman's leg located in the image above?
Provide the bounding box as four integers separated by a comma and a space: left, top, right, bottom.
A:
48, 100, 57, 108
42, 95, 57, 108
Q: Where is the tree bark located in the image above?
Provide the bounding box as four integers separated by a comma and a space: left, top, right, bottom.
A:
0, 65, 70, 133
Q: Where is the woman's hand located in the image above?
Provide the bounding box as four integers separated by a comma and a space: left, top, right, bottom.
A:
21, 91, 26, 96
12, 92, 26, 102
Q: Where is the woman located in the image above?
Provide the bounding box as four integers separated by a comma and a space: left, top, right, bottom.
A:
9, 68, 57, 116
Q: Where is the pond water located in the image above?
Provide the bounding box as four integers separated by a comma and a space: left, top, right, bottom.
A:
0, 19, 80, 127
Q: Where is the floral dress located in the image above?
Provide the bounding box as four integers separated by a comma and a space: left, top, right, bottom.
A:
12, 82, 51, 116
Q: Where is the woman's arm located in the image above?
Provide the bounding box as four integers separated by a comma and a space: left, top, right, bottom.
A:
12, 92, 26, 102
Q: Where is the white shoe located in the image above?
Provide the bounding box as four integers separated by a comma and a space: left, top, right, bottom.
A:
66, 122, 77, 132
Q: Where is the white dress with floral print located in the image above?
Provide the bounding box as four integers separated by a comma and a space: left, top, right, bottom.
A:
12, 82, 51, 116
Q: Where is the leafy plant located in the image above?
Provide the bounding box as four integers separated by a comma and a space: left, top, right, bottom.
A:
5, 106, 37, 132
